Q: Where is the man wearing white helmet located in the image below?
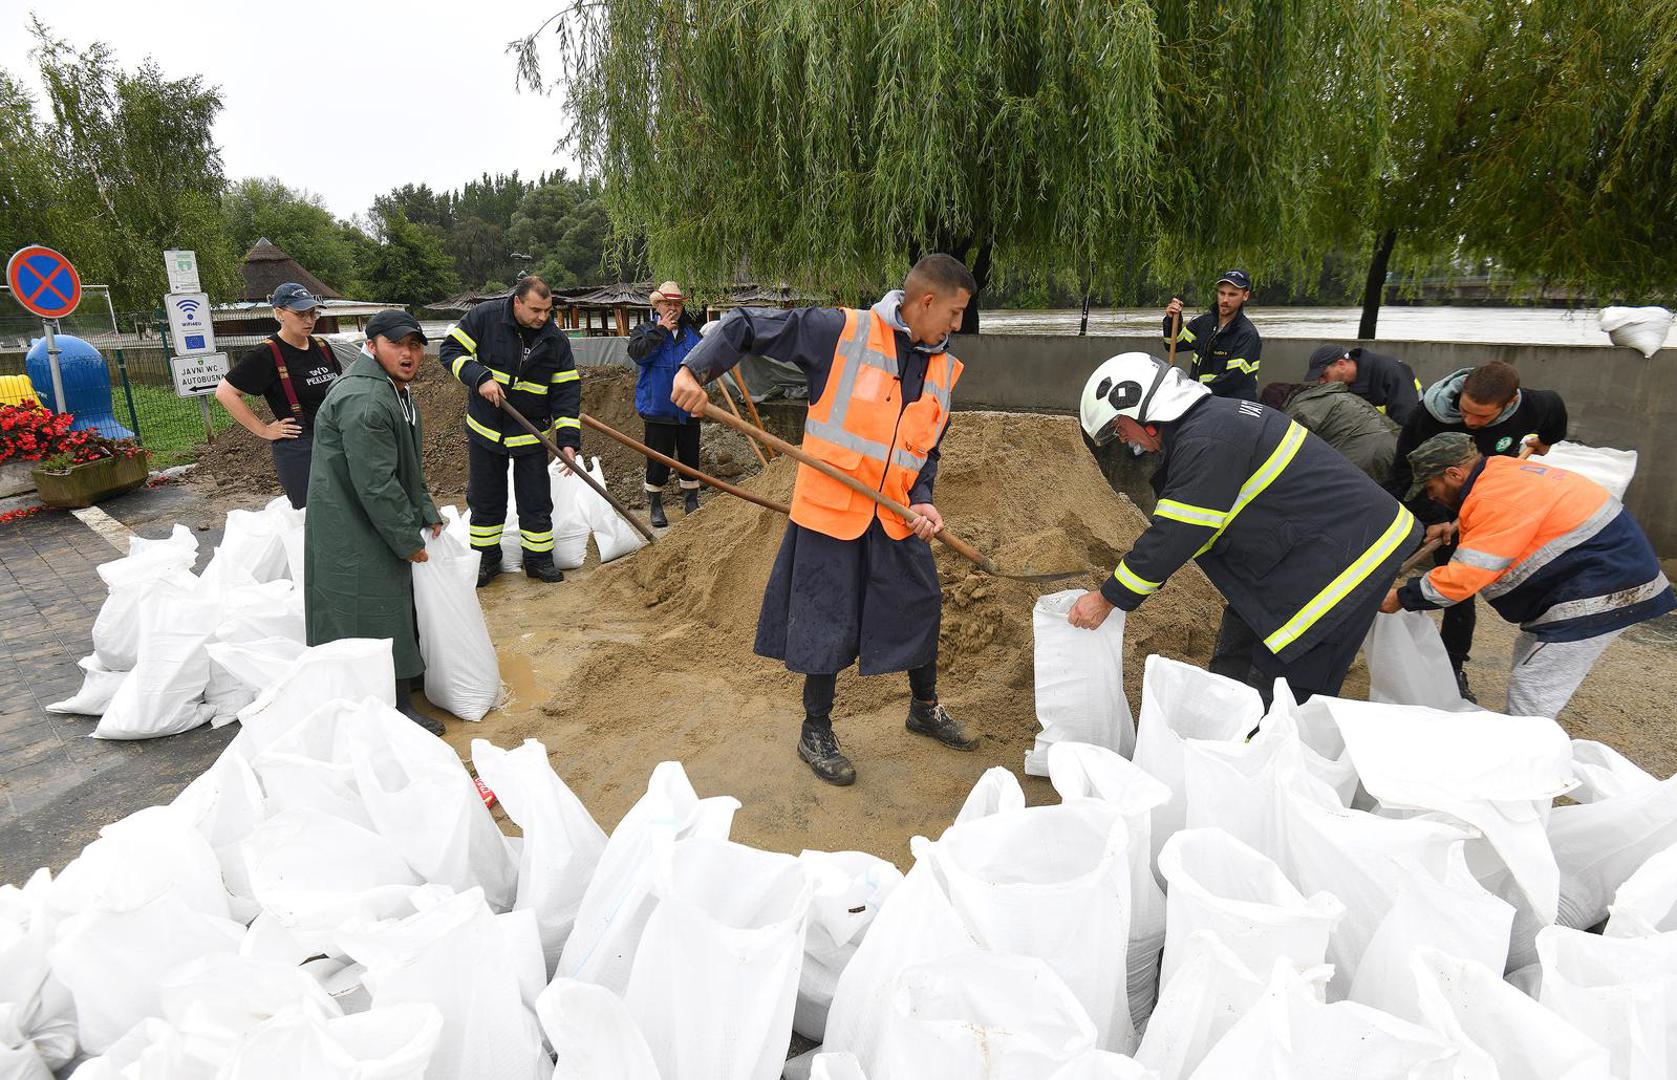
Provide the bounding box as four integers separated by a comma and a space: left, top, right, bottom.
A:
1069, 353, 1423, 702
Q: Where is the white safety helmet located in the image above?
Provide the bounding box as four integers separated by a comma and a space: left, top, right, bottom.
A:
1079, 352, 1210, 445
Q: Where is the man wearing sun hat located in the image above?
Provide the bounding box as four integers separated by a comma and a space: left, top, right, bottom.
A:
1162, 269, 1262, 401
627, 280, 706, 526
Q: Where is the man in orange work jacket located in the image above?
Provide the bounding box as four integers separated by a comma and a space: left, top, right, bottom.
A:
671, 254, 979, 786
1383, 432, 1674, 719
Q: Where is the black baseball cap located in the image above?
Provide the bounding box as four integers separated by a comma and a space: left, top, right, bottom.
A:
364, 310, 427, 343
1306, 343, 1353, 379
270, 282, 323, 311
1216, 269, 1252, 291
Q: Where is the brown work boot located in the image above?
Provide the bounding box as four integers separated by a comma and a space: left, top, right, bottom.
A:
798, 721, 856, 786
906, 699, 978, 751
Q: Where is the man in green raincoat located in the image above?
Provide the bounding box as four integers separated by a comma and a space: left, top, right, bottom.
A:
304, 310, 447, 734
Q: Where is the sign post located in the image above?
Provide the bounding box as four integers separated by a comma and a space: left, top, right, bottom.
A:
7, 245, 83, 413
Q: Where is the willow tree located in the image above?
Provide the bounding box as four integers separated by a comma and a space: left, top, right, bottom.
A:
514, 1, 1399, 330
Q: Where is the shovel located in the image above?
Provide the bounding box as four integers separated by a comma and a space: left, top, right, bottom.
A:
697, 402, 1087, 582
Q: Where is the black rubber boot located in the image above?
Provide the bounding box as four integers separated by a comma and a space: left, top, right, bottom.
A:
474, 548, 502, 589
683, 488, 701, 515
648, 492, 668, 528
396, 677, 446, 736
1454, 667, 1479, 705
906, 699, 978, 750
798, 719, 856, 786
524, 552, 565, 583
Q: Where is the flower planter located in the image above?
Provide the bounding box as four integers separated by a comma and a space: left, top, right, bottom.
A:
31, 452, 151, 509
0, 460, 35, 499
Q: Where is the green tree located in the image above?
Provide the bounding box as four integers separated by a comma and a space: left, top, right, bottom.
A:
513, 1, 1399, 330
506, 171, 618, 287
357, 208, 459, 308
455, 172, 531, 233
8, 19, 239, 311
222, 177, 365, 294
373, 183, 455, 232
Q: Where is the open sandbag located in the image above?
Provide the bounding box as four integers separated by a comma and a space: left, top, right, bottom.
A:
952, 766, 1025, 825
413, 528, 503, 721
1540, 441, 1638, 501
578, 456, 646, 563
1605, 841, 1677, 937
558, 761, 739, 994
93, 575, 220, 740
204, 501, 295, 584
90, 526, 199, 671
0, 870, 75, 1078
1537, 924, 1677, 1080
793, 850, 904, 1042
1027, 591, 1133, 773
1364, 611, 1465, 710
471, 739, 607, 974
1132, 656, 1262, 870
534, 978, 660, 1080
216, 1004, 443, 1080
548, 458, 592, 570
1569, 739, 1659, 803
625, 838, 811, 1080
1550, 769, 1677, 930
234, 639, 396, 752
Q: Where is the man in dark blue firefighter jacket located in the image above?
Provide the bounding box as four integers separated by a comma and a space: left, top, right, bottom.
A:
1163, 269, 1262, 401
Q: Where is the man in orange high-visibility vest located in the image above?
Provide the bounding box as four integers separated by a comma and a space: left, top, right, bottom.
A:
671, 254, 978, 786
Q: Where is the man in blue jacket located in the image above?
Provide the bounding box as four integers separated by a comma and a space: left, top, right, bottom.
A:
1162, 270, 1262, 401
626, 281, 704, 527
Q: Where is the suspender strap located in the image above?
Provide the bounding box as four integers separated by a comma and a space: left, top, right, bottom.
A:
266, 339, 304, 419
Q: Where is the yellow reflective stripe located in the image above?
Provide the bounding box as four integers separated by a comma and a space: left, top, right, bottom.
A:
1195, 421, 1307, 557
448, 326, 476, 352
1198, 373, 1219, 383
1376, 404, 1388, 414
1179, 328, 1196, 343
504, 433, 541, 447
1265, 507, 1416, 653
520, 529, 554, 541
449, 355, 470, 379
488, 369, 511, 385
522, 538, 555, 552
468, 525, 503, 538
513, 380, 548, 394
1113, 560, 1161, 596
553, 417, 581, 430
466, 415, 502, 443
1154, 499, 1228, 529
551, 369, 580, 384
1227, 358, 1259, 374
1413, 378, 1423, 392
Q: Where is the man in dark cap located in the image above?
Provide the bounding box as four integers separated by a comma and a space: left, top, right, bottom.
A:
1305, 344, 1421, 425
1162, 270, 1262, 400
304, 310, 448, 734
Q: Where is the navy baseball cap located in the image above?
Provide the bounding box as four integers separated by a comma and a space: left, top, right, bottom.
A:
1216, 269, 1252, 291
364, 310, 428, 343
270, 282, 323, 311
1306, 343, 1352, 379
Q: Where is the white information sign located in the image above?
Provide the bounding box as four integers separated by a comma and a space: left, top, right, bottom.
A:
163, 249, 201, 293
169, 351, 228, 397
165, 291, 216, 356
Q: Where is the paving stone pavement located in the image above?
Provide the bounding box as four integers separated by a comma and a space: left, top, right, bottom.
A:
0, 482, 240, 879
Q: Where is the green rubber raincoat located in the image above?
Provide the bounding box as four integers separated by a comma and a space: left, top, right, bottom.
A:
304, 352, 442, 679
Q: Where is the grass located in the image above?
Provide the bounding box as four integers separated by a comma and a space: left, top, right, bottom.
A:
119, 383, 240, 469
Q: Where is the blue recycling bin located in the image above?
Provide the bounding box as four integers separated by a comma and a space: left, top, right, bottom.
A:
25, 333, 135, 439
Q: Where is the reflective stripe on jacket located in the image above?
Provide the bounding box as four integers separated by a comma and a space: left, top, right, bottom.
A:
1400, 456, 1675, 642
436, 296, 582, 456
1163, 309, 1261, 401
790, 307, 961, 541
1102, 396, 1420, 661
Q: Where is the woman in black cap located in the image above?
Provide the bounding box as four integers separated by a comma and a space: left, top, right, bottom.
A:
214, 282, 345, 507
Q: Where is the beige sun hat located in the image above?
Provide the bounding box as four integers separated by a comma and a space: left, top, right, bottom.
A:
649, 280, 685, 305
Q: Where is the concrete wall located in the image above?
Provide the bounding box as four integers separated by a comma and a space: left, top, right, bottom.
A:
949, 333, 1677, 554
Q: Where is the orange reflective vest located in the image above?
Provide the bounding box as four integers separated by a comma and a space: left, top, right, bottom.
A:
790, 308, 962, 541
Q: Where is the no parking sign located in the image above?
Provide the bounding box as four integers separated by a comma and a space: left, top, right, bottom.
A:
7, 246, 82, 319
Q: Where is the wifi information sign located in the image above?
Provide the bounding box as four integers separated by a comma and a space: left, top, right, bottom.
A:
165, 291, 216, 356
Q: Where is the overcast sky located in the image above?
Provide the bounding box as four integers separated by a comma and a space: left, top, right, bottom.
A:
0, 1, 576, 219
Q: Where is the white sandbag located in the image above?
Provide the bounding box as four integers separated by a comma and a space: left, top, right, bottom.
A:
809, 1052, 866, 1080
413, 528, 503, 721
1135, 930, 1329, 1080
342, 702, 517, 910
1551, 771, 1677, 930
1261, 683, 1359, 806
0, 871, 75, 1076
204, 637, 307, 728
1605, 841, 1677, 937
1407, 946, 1611, 1080
1181, 710, 1341, 865
45, 655, 126, 716
214, 577, 306, 645
1157, 828, 1342, 993
51, 804, 232, 922
952, 766, 1025, 825
1600, 305, 1674, 358
534, 978, 660, 1080
1540, 441, 1639, 501
559, 762, 739, 994
93, 572, 219, 736
335, 888, 547, 1080
548, 458, 592, 570
235, 639, 396, 752
1537, 924, 1677, 1080
924, 802, 1135, 1051
245, 698, 377, 829
205, 502, 295, 584
626, 838, 812, 1080
1048, 1052, 1159, 1079
241, 808, 423, 928
216, 1004, 443, 1080
872, 951, 1098, 1080
91, 562, 199, 673
1189, 963, 1466, 1079
793, 851, 904, 1042
470, 739, 607, 974
1046, 741, 1172, 1029
1131, 656, 1262, 869
170, 747, 267, 922
578, 456, 646, 563
1569, 738, 1659, 803
1027, 591, 1133, 774
1364, 611, 1464, 710
155, 953, 343, 1071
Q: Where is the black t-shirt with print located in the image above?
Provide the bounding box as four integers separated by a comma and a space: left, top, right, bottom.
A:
226, 336, 343, 430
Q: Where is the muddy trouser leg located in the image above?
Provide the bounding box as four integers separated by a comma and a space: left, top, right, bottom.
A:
803, 673, 837, 730
1435, 542, 1476, 669
1506, 629, 1624, 719
675, 420, 702, 491
270, 433, 313, 509
467, 441, 509, 556
1209, 607, 1261, 686
643, 420, 677, 490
